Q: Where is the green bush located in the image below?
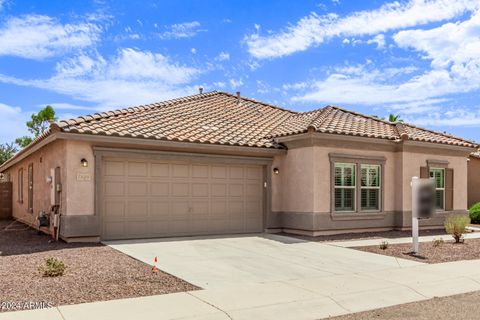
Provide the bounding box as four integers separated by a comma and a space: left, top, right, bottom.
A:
379, 240, 389, 250
444, 215, 470, 243
38, 257, 66, 277
469, 202, 480, 224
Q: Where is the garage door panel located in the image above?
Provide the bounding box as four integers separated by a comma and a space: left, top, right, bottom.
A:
171, 201, 189, 218
104, 181, 124, 196
128, 162, 148, 177
192, 183, 209, 197
172, 183, 189, 197
104, 161, 124, 176
192, 165, 209, 178
150, 182, 169, 196
150, 201, 170, 218
104, 201, 125, 219
126, 201, 148, 218
104, 221, 125, 238
126, 221, 148, 236
211, 184, 227, 197
246, 183, 262, 196
151, 163, 169, 177
127, 182, 148, 196
246, 167, 262, 180
229, 184, 244, 197
102, 158, 264, 240
229, 166, 244, 179
172, 164, 189, 177
211, 166, 227, 179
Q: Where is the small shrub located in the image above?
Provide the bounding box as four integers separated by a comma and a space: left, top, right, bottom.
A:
38, 257, 66, 277
432, 237, 444, 247
469, 202, 480, 224
379, 240, 389, 250
444, 215, 470, 243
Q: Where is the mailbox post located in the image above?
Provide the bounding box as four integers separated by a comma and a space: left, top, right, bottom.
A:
411, 176, 436, 254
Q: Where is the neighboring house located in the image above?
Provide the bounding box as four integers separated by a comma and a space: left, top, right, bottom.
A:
468, 151, 480, 208
0, 91, 476, 242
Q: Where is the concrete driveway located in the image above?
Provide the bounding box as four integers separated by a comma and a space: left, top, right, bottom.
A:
4, 234, 480, 320
106, 233, 420, 289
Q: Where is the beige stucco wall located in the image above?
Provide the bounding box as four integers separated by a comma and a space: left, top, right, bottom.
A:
5, 140, 67, 231
400, 151, 468, 211
272, 143, 469, 216
64, 140, 95, 215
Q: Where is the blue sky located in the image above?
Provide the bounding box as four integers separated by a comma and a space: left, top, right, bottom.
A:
1, 0, 480, 144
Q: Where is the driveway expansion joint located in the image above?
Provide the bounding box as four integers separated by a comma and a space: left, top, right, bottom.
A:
186, 292, 233, 320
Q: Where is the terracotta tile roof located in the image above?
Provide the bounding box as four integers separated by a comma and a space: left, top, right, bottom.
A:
269, 105, 476, 148
50, 91, 480, 150
58, 91, 294, 149
471, 150, 480, 158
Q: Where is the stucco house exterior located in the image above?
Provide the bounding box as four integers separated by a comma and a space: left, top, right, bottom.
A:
0, 91, 476, 242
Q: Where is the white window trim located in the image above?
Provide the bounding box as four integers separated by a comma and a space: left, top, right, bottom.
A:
430, 167, 445, 211
360, 164, 381, 212
334, 163, 356, 212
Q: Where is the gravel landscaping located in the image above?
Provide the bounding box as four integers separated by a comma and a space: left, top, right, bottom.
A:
354, 237, 480, 263
329, 290, 480, 320
282, 229, 448, 243
0, 220, 198, 312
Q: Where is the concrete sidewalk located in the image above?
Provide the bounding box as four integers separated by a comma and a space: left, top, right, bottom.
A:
2, 235, 480, 320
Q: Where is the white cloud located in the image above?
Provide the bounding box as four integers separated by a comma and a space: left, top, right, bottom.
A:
366, 34, 386, 49
0, 103, 29, 144
245, 0, 479, 59
159, 21, 205, 39
215, 51, 230, 61
0, 48, 202, 107
229, 78, 243, 89
409, 108, 480, 127
0, 15, 101, 59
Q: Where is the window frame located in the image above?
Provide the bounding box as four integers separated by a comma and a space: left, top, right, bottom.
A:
17, 168, 23, 204
330, 153, 385, 215
429, 167, 445, 211
333, 162, 357, 212
360, 164, 381, 212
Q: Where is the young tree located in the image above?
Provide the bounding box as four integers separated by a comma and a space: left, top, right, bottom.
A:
15, 105, 57, 148
388, 114, 403, 123
0, 143, 17, 165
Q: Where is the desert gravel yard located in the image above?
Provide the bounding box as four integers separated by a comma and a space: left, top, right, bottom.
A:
0, 220, 198, 312
329, 290, 480, 320
354, 238, 480, 264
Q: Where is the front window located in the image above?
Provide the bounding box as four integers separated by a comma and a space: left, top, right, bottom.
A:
430, 168, 445, 210
361, 164, 381, 211
334, 163, 356, 211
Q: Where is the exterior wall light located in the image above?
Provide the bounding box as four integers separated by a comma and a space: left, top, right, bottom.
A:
80, 158, 88, 167
273, 167, 280, 175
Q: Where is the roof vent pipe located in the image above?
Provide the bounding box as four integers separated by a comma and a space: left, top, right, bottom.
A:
236, 91, 241, 105
199, 87, 203, 94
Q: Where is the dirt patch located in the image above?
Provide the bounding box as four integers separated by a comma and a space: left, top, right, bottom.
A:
0, 220, 198, 312
330, 290, 480, 320
353, 237, 480, 264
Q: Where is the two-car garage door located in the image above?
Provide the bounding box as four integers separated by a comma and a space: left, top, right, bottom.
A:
101, 157, 264, 240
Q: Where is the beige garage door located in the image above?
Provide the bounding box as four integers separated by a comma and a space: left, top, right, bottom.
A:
101, 158, 264, 240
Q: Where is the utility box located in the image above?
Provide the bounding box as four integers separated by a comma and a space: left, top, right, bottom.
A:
0, 182, 12, 220
412, 178, 436, 220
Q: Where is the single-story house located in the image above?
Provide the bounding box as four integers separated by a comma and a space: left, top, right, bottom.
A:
468, 151, 480, 208
0, 91, 476, 242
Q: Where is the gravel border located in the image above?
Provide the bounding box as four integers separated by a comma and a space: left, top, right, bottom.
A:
0, 220, 198, 312
353, 237, 480, 263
